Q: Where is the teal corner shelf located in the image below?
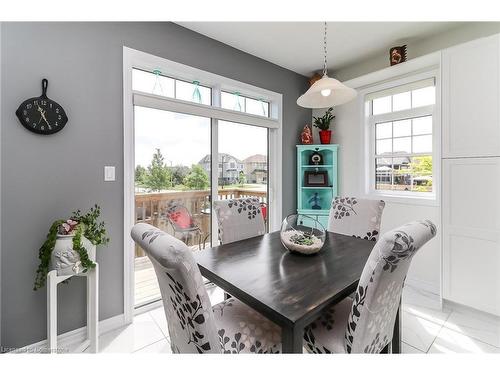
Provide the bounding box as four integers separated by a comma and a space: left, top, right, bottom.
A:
296, 144, 339, 229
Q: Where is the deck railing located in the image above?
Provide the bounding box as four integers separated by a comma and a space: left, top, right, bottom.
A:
134, 187, 267, 256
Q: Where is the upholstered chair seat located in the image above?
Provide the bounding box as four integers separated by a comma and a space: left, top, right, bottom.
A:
131, 223, 281, 354
304, 220, 437, 354
214, 197, 266, 244
212, 297, 281, 353
328, 197, 385, 241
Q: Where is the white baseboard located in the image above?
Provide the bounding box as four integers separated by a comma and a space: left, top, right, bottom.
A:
11, 313, 127, 353
405, 277, 440, 296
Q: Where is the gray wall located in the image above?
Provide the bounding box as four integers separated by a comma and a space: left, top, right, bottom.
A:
334, 22, 500, 81
0, 22, 311, 348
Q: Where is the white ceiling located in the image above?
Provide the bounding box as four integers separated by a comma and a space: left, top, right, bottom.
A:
177, 22, 463, 76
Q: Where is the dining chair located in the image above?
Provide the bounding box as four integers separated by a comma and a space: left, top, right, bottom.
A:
303, 220, 437, 354
131, 223, 281, 353
213, 197, 266, 244
327, 197, 386, 241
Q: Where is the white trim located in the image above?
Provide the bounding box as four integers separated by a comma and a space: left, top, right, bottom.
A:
123, 46, 283, 321
10, 314, 126, 354
360, 67, 441, 206
133, 92, 279, 129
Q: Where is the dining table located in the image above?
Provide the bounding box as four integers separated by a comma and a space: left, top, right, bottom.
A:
194, 230, 402, 354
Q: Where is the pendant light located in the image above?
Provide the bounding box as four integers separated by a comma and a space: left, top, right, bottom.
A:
297, 22, 357, 108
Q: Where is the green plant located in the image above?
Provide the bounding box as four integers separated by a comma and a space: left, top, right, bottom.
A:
313, 107, 335, 131
33, 205, 109, 291
145, 148, 172, 191
184, 164, 209, 190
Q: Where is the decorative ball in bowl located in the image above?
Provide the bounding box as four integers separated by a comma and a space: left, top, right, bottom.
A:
280, 214, 326, 255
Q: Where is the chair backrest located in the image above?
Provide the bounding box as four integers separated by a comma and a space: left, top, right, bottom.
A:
167, 205, 195, 231
328, 197, 385, 241
131, 223, 220, 353
213, 197, 266, 244
344, 220, 437, 353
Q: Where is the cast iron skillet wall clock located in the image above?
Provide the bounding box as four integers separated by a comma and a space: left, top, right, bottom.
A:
15, 79, 68, 135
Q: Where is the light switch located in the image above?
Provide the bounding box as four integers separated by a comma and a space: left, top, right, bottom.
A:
104, 166, 115, 182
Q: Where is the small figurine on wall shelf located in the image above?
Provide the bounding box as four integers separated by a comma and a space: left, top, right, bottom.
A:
300, 124, 314, 144
390, 45, 407, 66
308, 192, 322, 210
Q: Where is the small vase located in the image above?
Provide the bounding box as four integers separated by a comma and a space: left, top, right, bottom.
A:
319, 130, 332, 144
50, 234, 96, 276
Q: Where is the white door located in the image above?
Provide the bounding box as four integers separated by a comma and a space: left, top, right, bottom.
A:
442, 34, 500, 158
442, 157, 500, 316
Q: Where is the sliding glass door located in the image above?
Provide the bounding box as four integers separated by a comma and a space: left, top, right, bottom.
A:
134, 107, 211, 307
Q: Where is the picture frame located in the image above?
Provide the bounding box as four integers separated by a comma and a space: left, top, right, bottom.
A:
304, 171, 329, 187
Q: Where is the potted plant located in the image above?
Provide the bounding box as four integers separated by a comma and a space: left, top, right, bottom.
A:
34, 205, 109, 290
313, 107, 335, 144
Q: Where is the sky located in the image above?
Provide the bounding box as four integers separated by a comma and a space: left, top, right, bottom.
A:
134, 107, 267, 168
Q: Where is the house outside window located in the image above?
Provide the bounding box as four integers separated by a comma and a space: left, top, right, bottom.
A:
365, 76, 436, 199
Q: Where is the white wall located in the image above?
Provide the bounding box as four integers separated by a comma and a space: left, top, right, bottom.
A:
314, 99, 441, 294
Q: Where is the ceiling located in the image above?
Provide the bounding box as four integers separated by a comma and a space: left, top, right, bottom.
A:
177, 22, 463, 77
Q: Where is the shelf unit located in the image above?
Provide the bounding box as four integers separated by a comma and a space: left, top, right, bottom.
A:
296, 144, 338, 229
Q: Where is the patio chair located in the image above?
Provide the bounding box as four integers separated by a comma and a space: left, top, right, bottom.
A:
165, 204, 203, 250
327, 197, 386, 242
131, 223, 281, 353
303, 220, 436, 353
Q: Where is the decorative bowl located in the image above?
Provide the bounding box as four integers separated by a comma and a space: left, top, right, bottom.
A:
280, 214, 326, 255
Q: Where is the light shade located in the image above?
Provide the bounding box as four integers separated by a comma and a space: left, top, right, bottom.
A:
297, 75, 357, 108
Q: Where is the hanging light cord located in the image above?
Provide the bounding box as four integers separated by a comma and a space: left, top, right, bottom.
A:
322, 21, 328, 77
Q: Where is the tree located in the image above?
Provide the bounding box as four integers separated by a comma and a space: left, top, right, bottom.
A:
145, 148, 171, 191
184, 164, 209, 190
135, 165, 147, 186
170, 165, 191, 186
238, 171, 246, 187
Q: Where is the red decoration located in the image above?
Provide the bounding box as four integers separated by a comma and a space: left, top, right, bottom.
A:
300, 124, 313, 144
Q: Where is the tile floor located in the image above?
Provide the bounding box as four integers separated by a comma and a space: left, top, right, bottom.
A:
94, 284, 500, 354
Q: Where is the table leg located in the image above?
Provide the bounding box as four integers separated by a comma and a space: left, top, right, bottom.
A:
391, 298, 402, 354
87, 264, 99, 353
47, 271, 58, 354
282, 324, 303, 353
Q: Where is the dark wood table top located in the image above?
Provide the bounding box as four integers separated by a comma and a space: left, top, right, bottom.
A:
195, 230, 375, 328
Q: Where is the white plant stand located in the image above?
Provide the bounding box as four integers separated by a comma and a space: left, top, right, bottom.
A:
47, 263, 99, 353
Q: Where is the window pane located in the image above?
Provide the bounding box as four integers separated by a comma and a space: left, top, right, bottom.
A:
413, 116, 432, 135
221, 91, 245, 111
375, 158, 393, 191
393, 119, 412, 137
393, 137, 411, 154
132, 69, 175, 98
392, 91, 411, 112
376, 122, 392, 139
175, 80, 211, 105
412, 86, 435, 108
246, 97, 269, 117
409, 156, 433, 192
372, 95, 392, 115
376, 139, 392, 155
413, 135, 432, 153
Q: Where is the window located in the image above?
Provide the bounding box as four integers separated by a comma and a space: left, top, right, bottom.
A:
367, 78, 436, 196
221, 91, 270, 117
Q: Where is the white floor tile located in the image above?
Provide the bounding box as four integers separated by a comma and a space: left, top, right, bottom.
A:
402, 311, 442, 352
402, 342, 425, 354
134, 339, 172, 353
403, 286, 451, 326
428, 327, 500, 354
443, 309, 500, 348
149, 307, 169, 338
98, 312, 165, 353
207, 285, 225, 306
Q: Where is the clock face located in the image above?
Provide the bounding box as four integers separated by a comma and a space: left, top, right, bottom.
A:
15, 79, 68, 135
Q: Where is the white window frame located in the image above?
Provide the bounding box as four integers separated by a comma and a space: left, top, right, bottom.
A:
122, 47, 282, 322
361, 68, 441, 206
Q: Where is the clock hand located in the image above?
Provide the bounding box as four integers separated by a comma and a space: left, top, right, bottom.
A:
37, 106, 51, 127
